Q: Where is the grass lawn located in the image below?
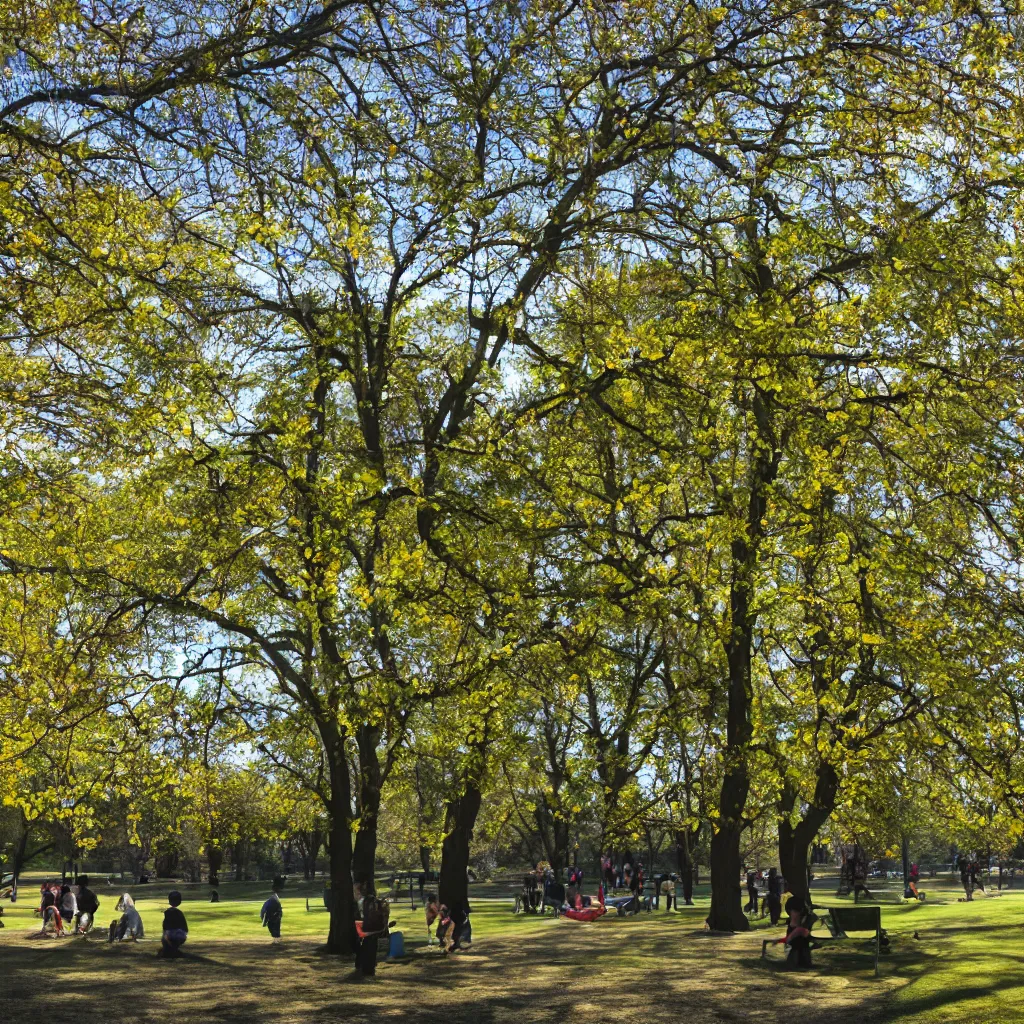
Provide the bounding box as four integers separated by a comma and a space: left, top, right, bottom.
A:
2, 874, 1022, 1023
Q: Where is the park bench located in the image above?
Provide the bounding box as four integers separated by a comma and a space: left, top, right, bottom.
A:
762, 904, 883, 975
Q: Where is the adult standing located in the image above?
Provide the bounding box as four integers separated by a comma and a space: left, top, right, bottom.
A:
959, 855, 973, 900
660, 874, 675, 912
970, 859, 985, 896
745, 868, 758, 915
260, 877, 284, 943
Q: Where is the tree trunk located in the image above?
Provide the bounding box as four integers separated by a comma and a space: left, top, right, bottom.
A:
777, 762, 839, 905
351, 724, 381, 892
708, 395, 781, 931
708, 788, 748, 930
9, 827, 30, 902
299, 830, 322, 880
675, 827, 698, 905
707, 540, 755, 932
325, 739, 357, 956
901, 834, 910, 887
419, 845, 431, 875
438, 782, 482, 910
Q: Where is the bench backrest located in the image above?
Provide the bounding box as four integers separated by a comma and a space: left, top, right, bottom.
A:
830, 905, 881, 932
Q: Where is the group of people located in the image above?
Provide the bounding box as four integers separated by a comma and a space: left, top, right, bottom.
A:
518, 862, 568, 915
36, 876, 188, 956
958, 855, 987, 901
423, 893, 471, 953
744, 867, 787, 925
37, 877, 100, 937
600, 854, 647, 894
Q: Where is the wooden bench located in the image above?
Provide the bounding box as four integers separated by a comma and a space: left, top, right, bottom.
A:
762, 905, 882, 975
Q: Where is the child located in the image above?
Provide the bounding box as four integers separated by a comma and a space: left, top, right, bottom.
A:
260, 878, 284, 943
160, 890, 189, 956
424, 893, 440, 944
436, 903, 455, 952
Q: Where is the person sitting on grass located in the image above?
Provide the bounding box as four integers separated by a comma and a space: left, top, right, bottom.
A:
159, 890, 189, 957
260, 877, 284, 943
108, 893, 144, 942
39, 885, 63, 937
75, 876, 100, 935
59, 884, 78, 928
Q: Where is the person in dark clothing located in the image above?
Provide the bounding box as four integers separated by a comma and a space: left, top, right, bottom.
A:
39, 884, 62, 935
356, 893, 388, 975
448, 901, 472, 949
766, 868, 783, 925
260, 885, 284, 942
771, 896, 812, 969
970, 860, 985, 895
745, 870, 759, 914
75, 876, 100, 934
160, 891, 189, 956
544, 878, 566, 916
522, 872, 539, 913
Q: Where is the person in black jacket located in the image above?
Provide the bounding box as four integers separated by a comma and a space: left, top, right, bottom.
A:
745, 869, 759, 914
160, 891, 189, 956
75, 876, 100, 934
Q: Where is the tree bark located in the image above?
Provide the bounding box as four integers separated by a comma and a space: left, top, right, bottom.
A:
707, 389, 780, 932
298, 830, 322, 880
707, 538, 756, 932
708, 786, 748, 930
351, 724, 381, 891
438, 782, 482, 910
777, 762, 839, 905
675, 827, 699, 905
325, 737, 357, 956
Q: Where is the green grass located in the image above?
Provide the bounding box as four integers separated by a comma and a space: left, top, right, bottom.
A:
2, 874, 1022, 1023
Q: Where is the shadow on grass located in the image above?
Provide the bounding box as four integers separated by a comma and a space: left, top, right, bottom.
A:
0, 916, 971, 1024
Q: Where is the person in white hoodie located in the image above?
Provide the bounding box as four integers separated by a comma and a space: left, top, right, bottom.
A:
59, 884, 78, 927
